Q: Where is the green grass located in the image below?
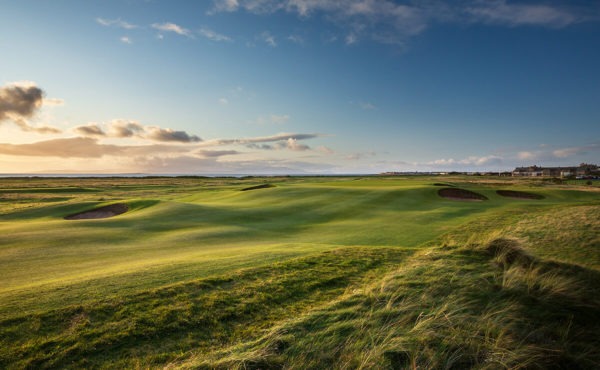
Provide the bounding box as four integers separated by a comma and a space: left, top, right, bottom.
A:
0, 175, 599, 368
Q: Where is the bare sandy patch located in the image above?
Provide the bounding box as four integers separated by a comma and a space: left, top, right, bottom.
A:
65, 203, 129, 220
438, 188, 487, 201
241, 184, 275, 191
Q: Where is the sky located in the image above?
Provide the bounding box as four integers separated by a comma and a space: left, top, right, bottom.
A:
0, 0, 599, 174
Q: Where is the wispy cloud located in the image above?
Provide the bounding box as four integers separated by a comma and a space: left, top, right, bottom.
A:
196, 149, 240, 157
219, 98, 229, 104
287, 34, 304, 44
96, 17, 138, 29
347, 150, 376, 160
270, 114, 290, 124
345, 33, 357, 45
359, 102, 375, 110
465, 1, 581, 28
120, 36, 132, 44
199, 27, 233, 42
201, 132, 322, 148
255, 114, 291, 124
151, 22, 192, 37
426, 155, 503, 167
210, 0, 596, 45
259, 31, 277, 47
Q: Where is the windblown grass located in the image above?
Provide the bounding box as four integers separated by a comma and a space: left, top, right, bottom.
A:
185, 239, 600, 369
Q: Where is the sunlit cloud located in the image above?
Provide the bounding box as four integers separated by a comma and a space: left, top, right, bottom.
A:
0, 137, 190, 158
73, 119, 202, 143
120, 36, 132, 44
0, 82, 62, 134
196, 149, 240, 157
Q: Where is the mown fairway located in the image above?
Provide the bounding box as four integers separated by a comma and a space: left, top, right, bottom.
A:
1, 176, 599, 368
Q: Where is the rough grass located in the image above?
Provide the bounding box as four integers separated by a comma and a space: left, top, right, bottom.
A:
184, 239, 600, 369
506, 205, 600, 269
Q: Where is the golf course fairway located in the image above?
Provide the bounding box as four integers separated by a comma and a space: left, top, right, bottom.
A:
1, 175, 599, 368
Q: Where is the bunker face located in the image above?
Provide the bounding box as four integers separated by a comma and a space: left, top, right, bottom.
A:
496, 190, 544, 200
65, 203, 129, 220
241, 184, 275, 191
438, 188, 487, 201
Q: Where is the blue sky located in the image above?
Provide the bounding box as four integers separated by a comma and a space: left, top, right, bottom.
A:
0, 0, 599, 174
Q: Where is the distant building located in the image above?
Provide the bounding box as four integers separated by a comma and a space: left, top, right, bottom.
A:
512, 163, 599, 177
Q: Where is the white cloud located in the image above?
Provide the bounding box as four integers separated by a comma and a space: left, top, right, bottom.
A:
219, 98, 229, 104
96, 17, 138, 29
209, 0, 239, 13
199, 27, 233, 42
277, 138, 310, 151
120, 36, 132, 44
151, 22, 192, 37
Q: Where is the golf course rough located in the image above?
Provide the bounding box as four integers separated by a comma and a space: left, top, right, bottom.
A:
0, 175, 599, 368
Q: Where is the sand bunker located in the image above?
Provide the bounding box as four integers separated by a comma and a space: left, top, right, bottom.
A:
65, 203, 129, 220
438, 188, 487, 201
496, 190, 543, 200
241, 184, 275, 191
